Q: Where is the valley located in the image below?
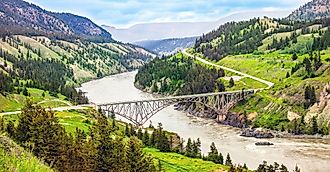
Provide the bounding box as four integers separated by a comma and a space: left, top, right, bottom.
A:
0, 0, 330, 171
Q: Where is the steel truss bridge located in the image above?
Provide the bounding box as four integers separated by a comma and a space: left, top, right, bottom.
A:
97, 89, 255, 126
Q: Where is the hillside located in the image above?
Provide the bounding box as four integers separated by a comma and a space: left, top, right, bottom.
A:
133, 37, 196, 55
0, 0, 112, 42
137, 15, 330, 136
103, 10, 290, 43
287, 0, 330, 21
0, 134, 53, 172
0, 0, 154, 110
193, 16, 330, 134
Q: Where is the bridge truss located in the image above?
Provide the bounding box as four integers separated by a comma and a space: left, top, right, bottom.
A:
97, 90, 255, 126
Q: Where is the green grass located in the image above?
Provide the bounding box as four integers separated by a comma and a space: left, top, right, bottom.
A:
0, 88, 70, 112
144, 148, 227, 172
55, 110, 94, 133
0, 134, 53, 172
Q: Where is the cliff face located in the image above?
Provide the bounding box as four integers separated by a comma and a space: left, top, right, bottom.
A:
306, 83, 330, 125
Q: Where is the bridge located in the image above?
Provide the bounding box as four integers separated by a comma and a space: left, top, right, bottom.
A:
97, 89, 255, 126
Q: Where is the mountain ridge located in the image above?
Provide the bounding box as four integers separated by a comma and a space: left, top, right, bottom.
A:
0, 0, 112, 42
287, 0, 330, 21
103, 10, 290, 43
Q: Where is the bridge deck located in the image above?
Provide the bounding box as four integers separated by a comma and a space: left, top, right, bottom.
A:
97, 89, 256, 106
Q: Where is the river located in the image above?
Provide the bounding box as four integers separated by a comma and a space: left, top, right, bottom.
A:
80, 71, 330, 172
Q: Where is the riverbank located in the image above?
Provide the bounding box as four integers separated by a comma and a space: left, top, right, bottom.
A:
80, 71, 330, 171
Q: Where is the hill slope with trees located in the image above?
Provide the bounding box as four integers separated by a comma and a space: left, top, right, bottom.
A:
287, 0, 330, 21
0, 0, 112, 42
137, 5, 330, 136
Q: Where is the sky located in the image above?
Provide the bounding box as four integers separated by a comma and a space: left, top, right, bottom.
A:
24, 0, 311, 28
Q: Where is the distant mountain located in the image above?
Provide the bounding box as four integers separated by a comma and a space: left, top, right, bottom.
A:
287, 0, 330, 21
133, 37, 196, 55
103, 10, 290, 43
0, 0, 112, 42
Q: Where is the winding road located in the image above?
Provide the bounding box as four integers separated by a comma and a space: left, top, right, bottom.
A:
0, 104, 95, 116
182, 49, 274, 89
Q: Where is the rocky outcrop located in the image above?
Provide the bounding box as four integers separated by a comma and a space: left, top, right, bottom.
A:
306, 83, 330, 125
287, 111, 301, 121
240, 128, 274, 138
217, 112, 248, 128
175, 103, 249, 128
255, 142, 274, 146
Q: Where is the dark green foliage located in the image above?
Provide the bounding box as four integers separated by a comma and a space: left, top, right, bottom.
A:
255, 161, 292, 172
125, 123, 130, 137
225, 153, 232, 166
311, 116, 318, 135
195, 18, 268, 60
135, 56, 225, 95
207, 142, 223, 164
22, 87, 29, 96
185, 138, 193, 157
192, 138, 201, 158
0, 47, 88, 104
0, 117, 5, 132
229, 78, 235, 88
137, 128, 143, 140
0, 71, 14, 93
127, 137, 156, 172
6, 121, 15, 137
7, 102, 155, 172
304, 85, 316, 108
292, 53, 298, 61
142, 130, 150, 146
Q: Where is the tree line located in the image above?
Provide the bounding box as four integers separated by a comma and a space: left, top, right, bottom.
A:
135, 54, 226, 95
1, 101, 156, 172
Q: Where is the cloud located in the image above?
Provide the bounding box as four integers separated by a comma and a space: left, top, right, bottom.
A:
24, 0, 311, 28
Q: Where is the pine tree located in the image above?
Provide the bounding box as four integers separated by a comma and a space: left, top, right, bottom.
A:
312, 116, 318, 135
229, 77, 235, 88
0, 117, 5, 132
142, 130, 150, 146
137, 128, 143, 140
225, 153, 232, 166
129, 123, 136, 136
286, 72, 290, 78
185, 138, 193, 157
125, 123, 130, 137
6, 120, 15, 137
127, 137, 156, 172
23, 87, 29, 96
149, 130, 156, 147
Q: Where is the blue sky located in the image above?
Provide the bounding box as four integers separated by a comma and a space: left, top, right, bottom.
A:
25, 0, 310, 28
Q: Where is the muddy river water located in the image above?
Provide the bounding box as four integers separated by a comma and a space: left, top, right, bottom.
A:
80, 71, 330, 172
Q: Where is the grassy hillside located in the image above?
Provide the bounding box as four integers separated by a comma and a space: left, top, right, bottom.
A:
0, 134, 53, 172
144, 148, 227, 172
0, 88, 70, 112
0, 35, 152, 82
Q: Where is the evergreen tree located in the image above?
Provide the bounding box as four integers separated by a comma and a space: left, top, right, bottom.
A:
286, 72, 290, 78
185, 138, 193, 157
127, 137, 156, 172
149, 130, 156, 147
125, 123, 130, 137
312, 116, 318, 135
225, 153, 232, 166
6, 120, 15, 137
142, 130, 150, 146
137, 128, 143, 140
0, 117, 5, 132
22, 87, 29, 96
292, 53, 298, 61
229, 78, 235, 88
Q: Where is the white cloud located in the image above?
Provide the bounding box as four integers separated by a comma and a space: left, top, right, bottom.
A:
24, 0, 311, 28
